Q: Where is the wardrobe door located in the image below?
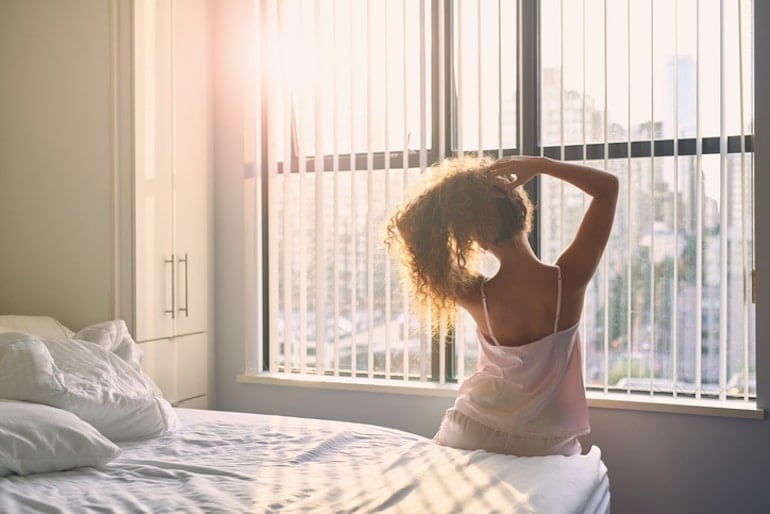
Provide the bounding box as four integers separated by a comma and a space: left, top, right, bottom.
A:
174, 332, 208, 406
140, 334, 207, 407
139, 338, 177, 401
171, 0, 209, 337
134, 0, 174, 343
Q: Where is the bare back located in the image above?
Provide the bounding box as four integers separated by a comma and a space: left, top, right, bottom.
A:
459, 260, 582, 347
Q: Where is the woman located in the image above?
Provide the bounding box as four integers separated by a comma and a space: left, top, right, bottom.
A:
385, 155, 618, 456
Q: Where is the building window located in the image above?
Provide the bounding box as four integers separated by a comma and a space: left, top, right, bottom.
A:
247, 0, 755, 404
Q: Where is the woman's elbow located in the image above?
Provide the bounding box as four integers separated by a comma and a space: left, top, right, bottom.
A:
604, 174, 619, 199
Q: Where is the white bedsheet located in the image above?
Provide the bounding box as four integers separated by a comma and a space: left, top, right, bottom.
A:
0, 408, 609, 513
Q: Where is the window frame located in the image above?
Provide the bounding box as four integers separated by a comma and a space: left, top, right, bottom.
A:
248, 0, 763, 417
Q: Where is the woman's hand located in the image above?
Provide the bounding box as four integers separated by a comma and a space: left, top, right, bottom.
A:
486, 155, 545, 192
488, 154, 619, 294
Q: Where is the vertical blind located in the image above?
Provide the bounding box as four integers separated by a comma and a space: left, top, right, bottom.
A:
247, 0, 518, 384
537, 0, 755, 401
250, 0, 443, 382
247, 0, 755, 403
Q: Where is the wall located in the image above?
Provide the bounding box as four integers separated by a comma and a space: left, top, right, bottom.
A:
0, 0, 119, 330
213, 2, 770, 514
0, 0, 766, 512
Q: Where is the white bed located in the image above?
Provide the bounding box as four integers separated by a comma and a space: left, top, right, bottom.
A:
0, 317, 610, 513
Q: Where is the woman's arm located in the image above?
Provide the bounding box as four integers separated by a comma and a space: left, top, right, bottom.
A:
487, 155, 619, 290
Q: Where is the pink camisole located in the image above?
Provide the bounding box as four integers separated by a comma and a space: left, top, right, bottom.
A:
453, 267, 590, 439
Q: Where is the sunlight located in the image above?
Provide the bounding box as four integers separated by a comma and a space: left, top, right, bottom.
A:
261, 0, 430, 159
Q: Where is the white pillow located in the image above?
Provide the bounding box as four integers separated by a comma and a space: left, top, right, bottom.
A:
0, 315, 74, 339
0, 400, 121, 476
0, 332, 178, 442
74, 320, 146, 373
73, 320, 164, 397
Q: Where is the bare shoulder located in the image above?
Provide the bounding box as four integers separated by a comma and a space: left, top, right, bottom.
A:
553, 259, 588, 328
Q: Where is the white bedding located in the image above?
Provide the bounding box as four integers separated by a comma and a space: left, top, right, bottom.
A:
0, 408, 609, 514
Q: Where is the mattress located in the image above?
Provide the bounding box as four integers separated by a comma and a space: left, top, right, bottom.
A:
0, 407, 609, 513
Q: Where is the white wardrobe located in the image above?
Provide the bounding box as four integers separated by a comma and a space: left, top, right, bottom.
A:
132, 0, 212, 409
0, 0, 213, 408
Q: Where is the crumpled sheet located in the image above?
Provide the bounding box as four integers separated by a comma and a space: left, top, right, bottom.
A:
0, 408, 609, 514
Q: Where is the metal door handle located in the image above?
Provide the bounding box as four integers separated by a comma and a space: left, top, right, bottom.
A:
178, 253, 189, 317
164, 254, 175, 318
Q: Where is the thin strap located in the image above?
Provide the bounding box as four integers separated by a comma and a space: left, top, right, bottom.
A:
480, 279, 501, 346
554, 266, 562, 333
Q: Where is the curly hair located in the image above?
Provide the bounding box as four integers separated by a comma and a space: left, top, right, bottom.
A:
384, 155, 533, 329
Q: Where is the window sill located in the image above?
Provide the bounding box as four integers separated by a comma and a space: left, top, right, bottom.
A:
236, 372, 459, 398
586, 391, 765, 420
237, 373, 765, 419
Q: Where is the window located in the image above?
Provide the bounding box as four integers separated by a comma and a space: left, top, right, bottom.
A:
247, 0, 755, 406
536, 0, 755, 402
